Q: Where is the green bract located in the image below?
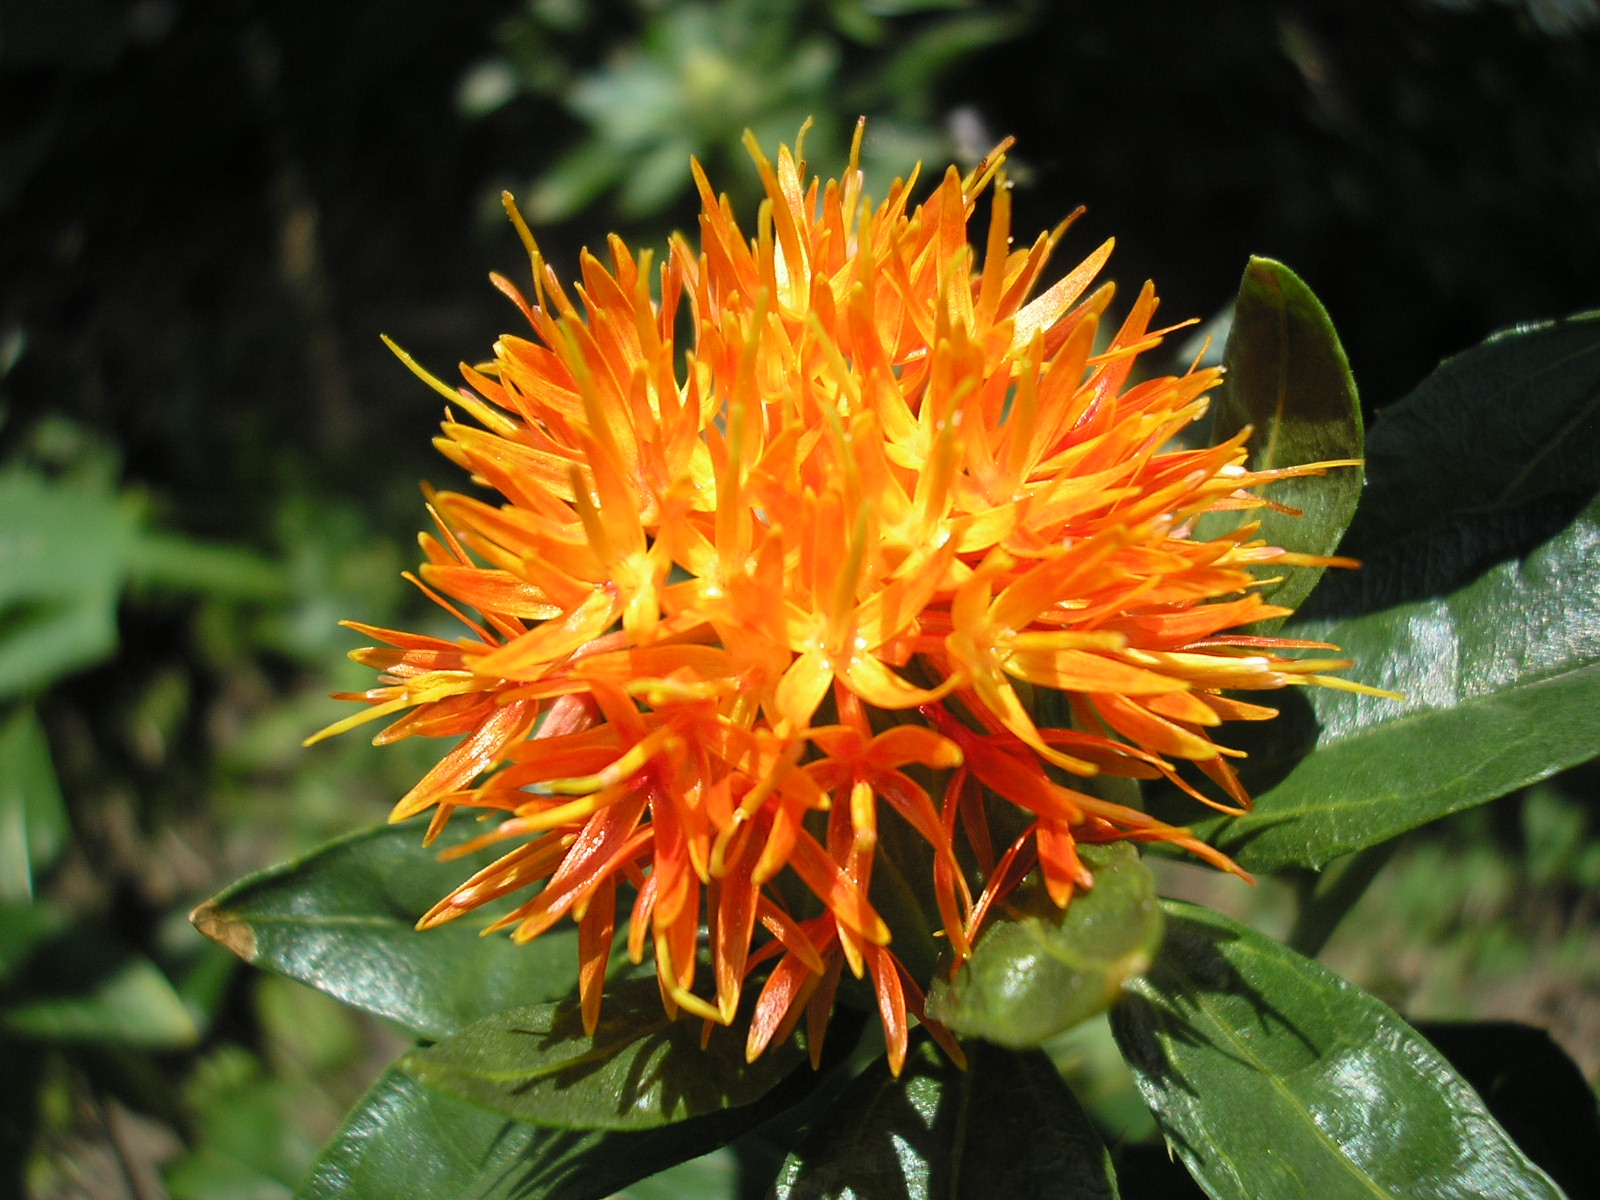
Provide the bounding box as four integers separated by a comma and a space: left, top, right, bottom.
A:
926, 842, 1163, 1048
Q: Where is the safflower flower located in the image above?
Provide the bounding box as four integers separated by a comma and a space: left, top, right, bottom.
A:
314, 120, 1371, 1075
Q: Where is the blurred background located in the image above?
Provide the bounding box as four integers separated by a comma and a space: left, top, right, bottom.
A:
1, 0, 1598, 1195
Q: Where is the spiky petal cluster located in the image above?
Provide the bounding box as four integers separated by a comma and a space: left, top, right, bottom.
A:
320, 122, 1363, 1074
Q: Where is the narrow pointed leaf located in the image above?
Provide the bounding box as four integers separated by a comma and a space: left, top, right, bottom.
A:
1205, 257, 1363, 614
399, 974, 807, 1130
0, 923, 197, 1048
1163, 312, 1600, 870
774, 1039, 1117, 1200
191, 818, 585, 1040
0, 706, 68, 902
1111, 903, 1564, 1200
927, 842, 1162, 1047
0, 469, 135, 698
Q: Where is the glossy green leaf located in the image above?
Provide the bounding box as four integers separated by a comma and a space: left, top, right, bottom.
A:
615, 1148, 738, 1200
400, 974, 806, 1130
1110, 903, 1564, 1200
774, 1038, 1117, 1200
1206, 257, 1363, 614
926, 842, 1162, 1047
1217, 502, 1599, 871
1167, 312, 1600, 870
0, 924, 197, 1048
191, 818, 586, 1040
301, 1034, 847, 1200
1317, 308, 1600, 611
0, 705, 68, 901
1412, 1021, 1599, 1200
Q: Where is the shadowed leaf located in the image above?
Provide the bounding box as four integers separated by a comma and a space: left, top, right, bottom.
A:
773, 1038, 1117, 1200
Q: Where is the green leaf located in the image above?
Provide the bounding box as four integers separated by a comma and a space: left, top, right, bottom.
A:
1316, 309, 1600, 612
0, 468, 281, 699
773, 1038, 1117, 1199
1412, 1021, 1599, 1200
1110, 903, 1564, 1200
400, 974, 806, 1131
926, 842, 1162, 1047
615, 1148, 738, 1200
1169, 312, 1600, 871
1220, 499, 1598, 875
0, 900, 62, 981
1205, 257, 1363, 615
191, 818, 587, 1041
0, 705, 68, 901
0, 468, 134, 697
0, 923, 197, 1048
301, 1030, 852, 1200
126, 530, 286, 600
299, 1068, 543, 1200
165, 1046, 319, 1200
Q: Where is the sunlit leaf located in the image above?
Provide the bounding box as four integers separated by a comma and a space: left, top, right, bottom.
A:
191, 818, 587, 1040
926, 842, 1162, 1047
1111, 903, 1564, 1200
399, 974, 806, 1131
1413, 1021, 1599, 1200
773, 1038, 1116, 1200
301, 1035, 848, 1200
1205, 257, 1363, 615
1168, 312, 1600, 870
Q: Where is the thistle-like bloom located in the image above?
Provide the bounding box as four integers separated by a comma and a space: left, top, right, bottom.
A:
319, 122, 1368, 1074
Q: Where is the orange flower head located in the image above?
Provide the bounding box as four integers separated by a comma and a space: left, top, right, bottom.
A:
317, 120, 1370, 1075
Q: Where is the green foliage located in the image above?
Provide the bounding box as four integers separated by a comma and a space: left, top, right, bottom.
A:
0, 910, 197, 1049
0, 466, 283, 702
0, 469, 136, 700
165, 1047, 322, 1200
0, 707, 67, 902
1112, 903, 1563, 1200
481, 0, 1031, 222
1173, 310, 1600, 871
1204, 256, 1364, 616
191, 819, 588, 1041
774, 1039, 1117, 1199
300, 1065, 777, 1200
400, 976, 807, 1131
927, 842, 1163, 1048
